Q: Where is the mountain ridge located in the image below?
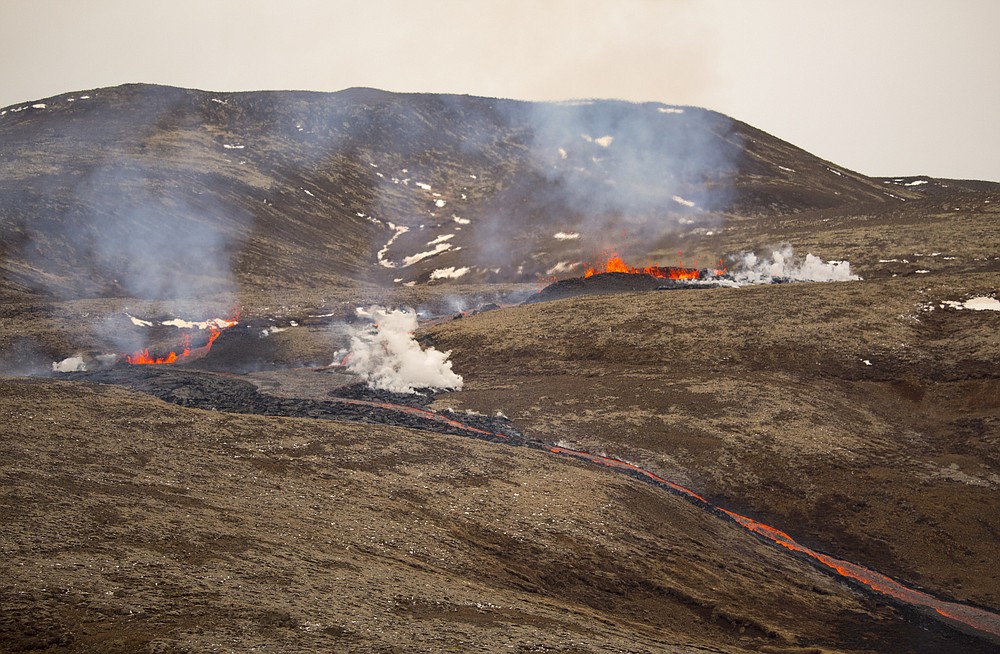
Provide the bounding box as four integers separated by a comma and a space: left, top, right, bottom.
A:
3, 82, 978, 301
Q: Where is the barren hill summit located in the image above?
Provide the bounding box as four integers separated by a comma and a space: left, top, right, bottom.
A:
0, 83, 995, 300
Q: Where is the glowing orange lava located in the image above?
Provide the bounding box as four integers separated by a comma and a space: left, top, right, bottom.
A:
126, 315, 238, 365
584, 254, 702, 280
547, 444, 1000, 642
313, 396, 1000, 642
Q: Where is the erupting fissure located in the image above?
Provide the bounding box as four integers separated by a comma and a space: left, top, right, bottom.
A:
126, 315, 238, 365
583, 254, 715, 280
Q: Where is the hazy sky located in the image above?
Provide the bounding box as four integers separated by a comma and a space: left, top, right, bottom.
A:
2, 0, 998, 181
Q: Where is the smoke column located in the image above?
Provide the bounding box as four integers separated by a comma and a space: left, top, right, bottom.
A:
339, 307, 463, 394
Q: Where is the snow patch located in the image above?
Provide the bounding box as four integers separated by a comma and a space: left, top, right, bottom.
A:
658, 107, 684, 114
435, 199, 447, 208
415, 182, 432, 191
402, 243, 452, 267
453, 215, 470, 225
546, 261, 580, 275
31, 103, 47, 109
127, 314, 154, 327
161, 317, 235, 330
554, 231, 580, 241
558, 147, 568, 159
941, 297, 1000, 311
302, 188, 315, 197
672, 195, 696, 208
223, 144, 245, 149
427, 234, 455, 246
430, 266, 470, 280
581, 134, 613, 147
377, 224, 410, 268
905, 179, 928, 186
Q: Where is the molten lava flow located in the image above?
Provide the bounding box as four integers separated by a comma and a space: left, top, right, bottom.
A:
125, 315, 238, 365
305, 393, 1000, 641
584, 254, 702, 280
546, 444, 1000, 643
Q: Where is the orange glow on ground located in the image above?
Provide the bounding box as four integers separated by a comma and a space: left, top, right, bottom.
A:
584, 254, 702, 280
126, 315, 238, 365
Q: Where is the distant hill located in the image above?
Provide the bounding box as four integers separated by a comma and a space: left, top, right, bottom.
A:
1, 83, 995, 300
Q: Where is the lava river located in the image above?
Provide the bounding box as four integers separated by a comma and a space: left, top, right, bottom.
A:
346, 396, 1000, 646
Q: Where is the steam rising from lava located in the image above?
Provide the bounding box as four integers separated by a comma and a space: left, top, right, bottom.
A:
731, 244, 860, 284
338, 307, 462, 394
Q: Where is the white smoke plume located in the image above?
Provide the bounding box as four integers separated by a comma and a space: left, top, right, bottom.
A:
338, 307, 463, 394
731, 244, 860, 284
51, 355, 87, 373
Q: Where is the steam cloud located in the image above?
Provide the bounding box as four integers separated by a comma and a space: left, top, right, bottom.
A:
338, 307, 463, 394
730, 244, 860, 284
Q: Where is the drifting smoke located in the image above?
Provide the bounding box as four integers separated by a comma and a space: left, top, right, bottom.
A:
730, 244, 860, 284
338, 307, 462, 394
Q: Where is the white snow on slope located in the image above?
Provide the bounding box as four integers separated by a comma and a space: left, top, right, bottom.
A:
402, 243, 452, 267
554, 231, 580, 240
415, 182, 432, 191
161, 317, 235, 330
453, 216, 470, 225
377, 223, 410, 268
427, 234, 455, 246
435, 199, 447, 208
941, 297, 1000, 311
430, 266, 470, 280
658, 107, 684, 114
546, 261, 580, 275
672, 195, 696, 208
581, 134, 613, 147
